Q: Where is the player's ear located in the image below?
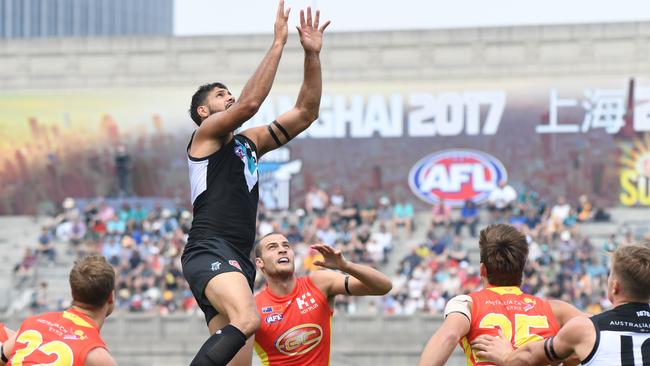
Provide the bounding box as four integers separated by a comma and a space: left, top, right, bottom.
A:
107, 291, 115, 305
479, 263, 487, 278
255, 257, 264, 270
611, 278, 621, 295
197, 105, 209, 119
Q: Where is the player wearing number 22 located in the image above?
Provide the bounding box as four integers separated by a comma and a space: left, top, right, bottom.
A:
2, 256, 116, 366
418, 224, 583, 366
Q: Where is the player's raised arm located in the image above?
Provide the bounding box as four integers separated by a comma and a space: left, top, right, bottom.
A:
242, 6, 331, 157
198, 0, 290, 138
309, 244, 392, 297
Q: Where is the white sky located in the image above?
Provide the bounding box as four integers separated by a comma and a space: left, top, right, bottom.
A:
175, 0, 650, 36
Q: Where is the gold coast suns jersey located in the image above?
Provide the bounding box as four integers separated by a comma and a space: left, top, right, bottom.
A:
254, 277, 333, 366
460, 286, 560, 366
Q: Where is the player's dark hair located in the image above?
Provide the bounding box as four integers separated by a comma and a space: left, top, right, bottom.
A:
189, 82, 228, 126
479, 224, 528, 286
69, 255, 115, 309
612, 245, 650, 300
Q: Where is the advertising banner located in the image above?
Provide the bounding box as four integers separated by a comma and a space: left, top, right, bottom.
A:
1, 78, 648, 214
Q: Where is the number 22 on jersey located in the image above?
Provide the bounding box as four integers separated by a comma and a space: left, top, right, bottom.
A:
11, 330, 74, 366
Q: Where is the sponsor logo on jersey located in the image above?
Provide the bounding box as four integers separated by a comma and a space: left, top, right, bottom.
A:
275, 324, 323, 356
229, 260, 242, 271
63, 330, 88, 341
408, 149, 507, 207
296, 292, 318, 314
262, 305, 283, 313
210, 261, 221, 271
637, 310, 650, 317
265, 313, 283, 324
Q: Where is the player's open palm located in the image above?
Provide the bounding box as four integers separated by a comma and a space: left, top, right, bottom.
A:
296, 7, 331, 53
274, 0, 291, 45
311, 244, 346, 270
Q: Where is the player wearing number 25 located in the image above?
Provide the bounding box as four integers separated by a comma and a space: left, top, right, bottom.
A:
418, 224, 583, 366
2, 256, 116, 366
472, 244, 650, 366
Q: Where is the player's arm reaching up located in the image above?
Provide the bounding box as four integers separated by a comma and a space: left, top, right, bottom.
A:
309, 244, 393, 298
195, 0, 290, 141
242, 6, 331, 157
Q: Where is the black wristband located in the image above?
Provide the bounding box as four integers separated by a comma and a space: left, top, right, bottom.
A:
344, 275, 352, 295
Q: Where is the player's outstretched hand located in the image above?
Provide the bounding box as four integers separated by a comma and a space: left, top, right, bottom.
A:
311, 244, 347, 271
274, 0, 291, 45
471, 332, 512, 365
296, 7, 330, 53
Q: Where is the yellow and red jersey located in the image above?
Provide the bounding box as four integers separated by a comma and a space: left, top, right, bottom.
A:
254, 276, 333, 366
460, 286, 560, 366
8, 308, 106, 366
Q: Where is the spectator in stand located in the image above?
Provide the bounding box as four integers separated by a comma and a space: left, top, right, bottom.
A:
305, 184, 329, 216
454, 200, 479, 237
392, 197, 414, 237
486, 179, 517, 221
36, 226, 56, 263
376, 195, 393, 225
547, 196, 571, 239
576, 194, 594, 222
431, 199, 452, 228
371, 222, 393, 263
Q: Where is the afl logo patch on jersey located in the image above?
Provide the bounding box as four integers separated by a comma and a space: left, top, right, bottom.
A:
266, 314, 283, 324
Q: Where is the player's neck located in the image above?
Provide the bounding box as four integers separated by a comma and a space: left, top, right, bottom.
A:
267, 274, 297, 297
612, 296, 649, 307
70, 304, 106, 329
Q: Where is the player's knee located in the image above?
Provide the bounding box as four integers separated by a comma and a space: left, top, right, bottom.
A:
231, 311, 260, 337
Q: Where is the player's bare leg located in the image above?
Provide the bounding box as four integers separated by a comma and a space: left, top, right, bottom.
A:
190, 272, 260, 366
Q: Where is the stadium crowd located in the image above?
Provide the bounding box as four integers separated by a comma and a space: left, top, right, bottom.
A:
15, 181, 627, 317
384, 182, 618, 316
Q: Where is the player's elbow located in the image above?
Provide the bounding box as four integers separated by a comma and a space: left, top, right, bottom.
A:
441, 331, 462, 347
297, 107, 319, 123
240, 100, 262, 118
377, 278, 392, 295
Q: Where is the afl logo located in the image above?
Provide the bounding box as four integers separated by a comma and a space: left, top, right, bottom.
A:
408, 149, 507, 207
274, 324, 323, 356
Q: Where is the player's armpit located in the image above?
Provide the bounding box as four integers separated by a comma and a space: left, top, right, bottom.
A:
85, 347, 117, 366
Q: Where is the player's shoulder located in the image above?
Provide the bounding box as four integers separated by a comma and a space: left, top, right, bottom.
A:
444, 294, 473, 321
85, 346, 116, 366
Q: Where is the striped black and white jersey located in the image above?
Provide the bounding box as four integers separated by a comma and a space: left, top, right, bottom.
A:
186, 133, 259, 256
583, 302, 650, 366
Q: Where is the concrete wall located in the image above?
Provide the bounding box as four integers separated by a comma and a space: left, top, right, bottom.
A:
2, 313, 466, 366
1, 21, 649, 90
